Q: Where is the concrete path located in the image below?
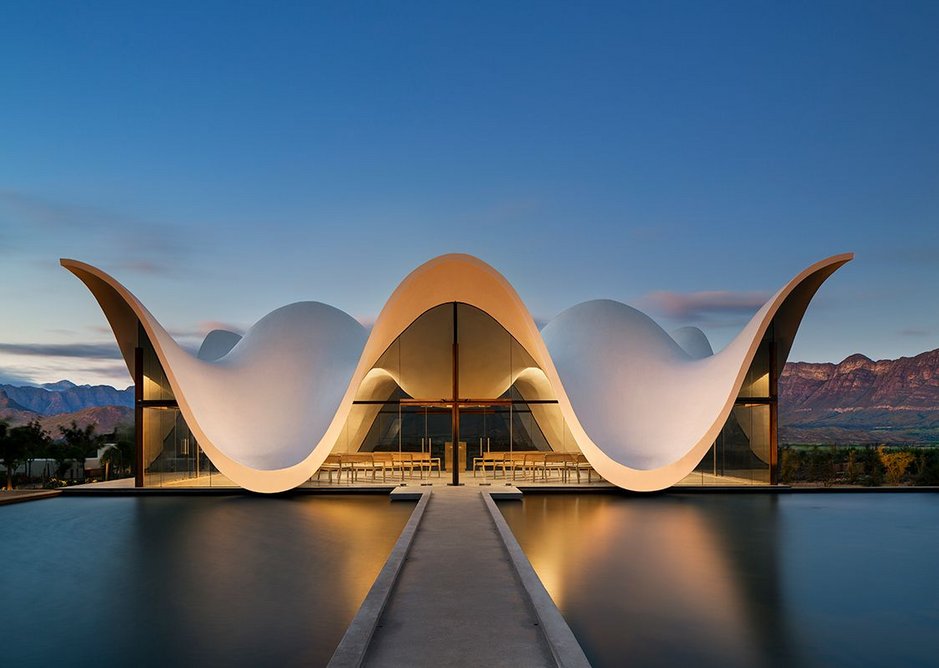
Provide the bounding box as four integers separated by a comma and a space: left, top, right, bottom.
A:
363, 487, 555, 668
0, 489, 60, 506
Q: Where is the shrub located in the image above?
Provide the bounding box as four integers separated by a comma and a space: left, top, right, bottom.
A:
877, 446, 916, 485
779, 447, 802, 483
913, 450, 939, 486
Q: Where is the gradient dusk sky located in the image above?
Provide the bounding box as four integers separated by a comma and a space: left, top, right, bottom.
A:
1, 1, 937, 387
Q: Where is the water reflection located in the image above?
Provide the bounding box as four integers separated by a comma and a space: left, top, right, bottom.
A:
500, 493, 939, 668
500, 494, 790, 667
1, 495, 413, 667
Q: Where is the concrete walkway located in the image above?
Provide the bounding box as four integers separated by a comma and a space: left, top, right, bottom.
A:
363, 487, 555, 667
0, 489, 60, 505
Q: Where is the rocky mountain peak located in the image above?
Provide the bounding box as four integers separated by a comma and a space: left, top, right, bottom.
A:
781, 347, 939, 444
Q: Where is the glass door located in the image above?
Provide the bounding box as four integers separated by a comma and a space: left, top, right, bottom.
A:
400, 403, 451, 480
459, 401, 512, 479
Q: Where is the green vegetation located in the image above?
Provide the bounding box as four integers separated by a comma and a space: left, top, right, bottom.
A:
779, 444, 939, 486
0, 420, 134, 489
0, 420, 52, 490
58, 421, 99, 483
99, 425, 134, 481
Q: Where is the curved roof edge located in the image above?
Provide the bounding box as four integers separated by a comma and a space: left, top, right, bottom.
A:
62, 252, 852, 493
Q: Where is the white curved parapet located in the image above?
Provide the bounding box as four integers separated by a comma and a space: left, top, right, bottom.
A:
62, 252, 852, 493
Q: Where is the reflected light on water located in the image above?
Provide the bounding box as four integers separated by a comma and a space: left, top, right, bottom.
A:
500, 494, 784, 668
1, 495, 413, 667
501, 493, 939, 668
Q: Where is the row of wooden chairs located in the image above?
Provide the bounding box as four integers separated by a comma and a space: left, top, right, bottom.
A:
473, 451, 597, 483
315, 452, 442, 483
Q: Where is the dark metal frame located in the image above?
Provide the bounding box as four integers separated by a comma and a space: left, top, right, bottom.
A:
134, 346, 144, 488
135, 329, 182, 488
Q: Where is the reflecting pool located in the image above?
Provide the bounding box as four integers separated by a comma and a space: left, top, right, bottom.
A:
1, 495, 413, 667
499, 493, 939, 668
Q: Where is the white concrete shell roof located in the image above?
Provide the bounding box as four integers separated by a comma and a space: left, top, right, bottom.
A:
62, 252, 852, 493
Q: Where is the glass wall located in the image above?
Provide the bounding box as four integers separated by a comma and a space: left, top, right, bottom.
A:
134, 302, 777, 488
681, 325, 776, 486
142, 406, 220, 486
138, 327, 225, 487
141, 326, 174, 402
337, 302, 580, 471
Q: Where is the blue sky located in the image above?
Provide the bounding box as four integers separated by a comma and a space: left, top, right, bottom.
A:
1, 1, 937, 386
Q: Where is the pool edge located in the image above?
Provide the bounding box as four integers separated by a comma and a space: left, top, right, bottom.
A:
483, 491, 591, 668
327, 490, 431, 668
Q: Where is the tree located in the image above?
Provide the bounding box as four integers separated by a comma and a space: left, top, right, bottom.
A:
857, 446, 883, 486
58, 421, 100, 483
878, 446, 917, 486
15, 420, 51, 486
0, 421, 50, 489
845, 448, 865, 485
98, 423, 134, 481
779, 447, 802, 483
0, 421, 25, 490
913, 450, 939, 486
806, 446, 835, 486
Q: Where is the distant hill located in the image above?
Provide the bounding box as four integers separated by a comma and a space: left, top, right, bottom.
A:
0, 388, 31, 413
38, 405, 134, 437
780, 349, 939, 444
0, 381, 133, 415
0, 381, 134, 440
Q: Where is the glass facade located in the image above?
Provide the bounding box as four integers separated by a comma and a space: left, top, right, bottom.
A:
137, 326, 227, 487
680, 324, 776, 486
333, 303, 579, 474
132, 307, 778, 488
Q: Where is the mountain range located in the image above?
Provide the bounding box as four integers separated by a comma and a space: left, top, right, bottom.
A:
4, 348, 939, 445
779, 349, 939, 444
0, 381, 133, 439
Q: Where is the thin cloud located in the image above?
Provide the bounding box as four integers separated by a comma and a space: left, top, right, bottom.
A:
0, 370, 39, 385
0, 359, 130, 388
353, 314, 377, 329
0, 342, 122, 359
899, 328, 931, 337
38, 362, 130, 380
642, 290, 770, 322
166, 321, 246, 339
0, 188, 151, 233
199, 321, 244, 336
115, 259, 174, 275
873, 246, 939, 267
0, 189, 191, 275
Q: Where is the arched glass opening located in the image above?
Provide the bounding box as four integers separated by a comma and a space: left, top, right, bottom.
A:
331, 303, 580, 482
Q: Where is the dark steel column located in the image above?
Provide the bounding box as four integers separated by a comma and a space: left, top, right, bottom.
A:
450, 303, 461, 485
769, 338, 779, 485
134, 346, 144, 488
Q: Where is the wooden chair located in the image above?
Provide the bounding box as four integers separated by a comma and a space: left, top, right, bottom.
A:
371, 452, 395, 482
473, 451, 504, 477
341, 453, 375, 482
568, 453, 597, 483
499, 452, 530, 479
413, 451, 442, 477
520, 452, 547, 481
392, 452, 416, 479
316, 454, 342, 483
542, 453, 571, 482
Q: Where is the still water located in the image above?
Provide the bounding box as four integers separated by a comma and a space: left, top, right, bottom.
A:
0, 495, 413, 667
500, 493, 939, 668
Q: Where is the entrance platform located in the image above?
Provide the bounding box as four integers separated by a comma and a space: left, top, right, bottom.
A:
63, 469, 759, 491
